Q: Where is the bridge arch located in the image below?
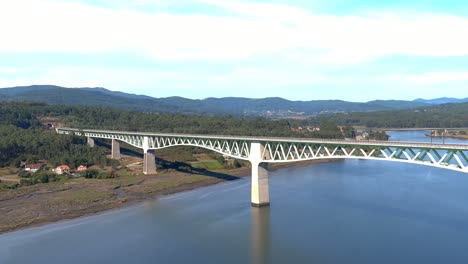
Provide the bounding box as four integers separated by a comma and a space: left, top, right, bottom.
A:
148, 143, 251, 161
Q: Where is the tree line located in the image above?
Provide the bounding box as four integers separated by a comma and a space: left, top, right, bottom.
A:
0, 102, 347, 169
0, 125, 112, 168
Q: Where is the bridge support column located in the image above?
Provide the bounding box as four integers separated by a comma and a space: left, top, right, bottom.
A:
143, 136, 156, 175
87, 137, 95, 148
250, 143, 270, 207
143, 150, 157, 175
111, 139, 121, 160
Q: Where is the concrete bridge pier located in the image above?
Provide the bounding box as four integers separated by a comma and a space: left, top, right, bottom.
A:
87, 137, 95, 147
250, 143, 270, 207
143, 136, 157, 175
143, 150, 157, 175
111, 139, 121, 160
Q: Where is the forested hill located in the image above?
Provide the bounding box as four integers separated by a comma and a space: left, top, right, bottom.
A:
0, 102, 339, 137
414, 97, 468, 104
0, 102, 344, 168
310, 102, 468, 128
0, 85, 432, 117
1, 100, 467, 170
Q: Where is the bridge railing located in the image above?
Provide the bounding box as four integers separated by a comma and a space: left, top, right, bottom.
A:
56, 127, 468, 150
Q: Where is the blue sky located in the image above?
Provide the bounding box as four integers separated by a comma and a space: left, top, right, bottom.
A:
1, 0, 468, 101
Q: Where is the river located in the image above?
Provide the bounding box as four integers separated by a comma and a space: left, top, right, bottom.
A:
1, 131, 468, 264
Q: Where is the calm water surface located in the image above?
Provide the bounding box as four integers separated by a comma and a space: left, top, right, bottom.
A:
1, 131, 468, 264
387, 130, 468, 144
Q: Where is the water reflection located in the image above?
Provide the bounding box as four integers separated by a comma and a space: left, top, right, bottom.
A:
251, 207, 271, 264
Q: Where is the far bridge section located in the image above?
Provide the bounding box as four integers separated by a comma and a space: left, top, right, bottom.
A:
56, 128, 468, 207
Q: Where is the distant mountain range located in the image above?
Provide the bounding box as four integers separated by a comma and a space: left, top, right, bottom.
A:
0, 85, 465, 117
414, 97, 468, 104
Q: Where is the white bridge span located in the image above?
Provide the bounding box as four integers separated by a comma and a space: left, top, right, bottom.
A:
57, 128, 468, 207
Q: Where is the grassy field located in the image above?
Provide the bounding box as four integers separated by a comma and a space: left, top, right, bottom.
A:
191, 161, 224, 170
0, 167, 18, 177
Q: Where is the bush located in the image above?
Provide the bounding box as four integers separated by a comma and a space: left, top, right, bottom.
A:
108, 159, 120, 169
96, 171, 113, 179
84, 169, 114, 179
84, 169, 99, 179
18, 170, 32, 178
233, 159, 242, 168
20, 178, 33, 186
20, 171, 64, 185
215, 155, 226, 165
0, 182, 20, 189
38, 173, 49, 183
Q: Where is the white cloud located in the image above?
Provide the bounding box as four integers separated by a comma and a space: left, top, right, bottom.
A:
387, 72, 468, 84
1, 0, 468, 64
1, 0, 468, 101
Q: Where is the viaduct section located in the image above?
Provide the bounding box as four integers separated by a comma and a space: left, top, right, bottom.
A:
57, 128, 468, 207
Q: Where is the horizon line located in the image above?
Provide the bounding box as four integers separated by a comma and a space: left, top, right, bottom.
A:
0, 84, 466, 103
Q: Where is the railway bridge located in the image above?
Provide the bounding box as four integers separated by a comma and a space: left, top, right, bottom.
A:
56, 128, 468, 207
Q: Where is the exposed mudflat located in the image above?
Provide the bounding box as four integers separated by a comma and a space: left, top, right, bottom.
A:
0, 159, 333, 234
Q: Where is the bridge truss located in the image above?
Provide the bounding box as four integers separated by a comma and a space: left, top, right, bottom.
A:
57, 128, 468, 173
57, 127, 468, 207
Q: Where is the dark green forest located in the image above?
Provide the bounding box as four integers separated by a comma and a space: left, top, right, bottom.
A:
0, 125, 110, 168
1, 101, 466, 170
0, 102, 342, 169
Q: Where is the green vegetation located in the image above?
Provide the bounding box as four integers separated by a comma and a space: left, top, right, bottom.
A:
19, 170, 68, 185
367, 130, 390, 141
192, 161, 225, 170
82, 169, 114, 179
0, 100, 347, 142
312, 122, 344, 138
0, 182, 20, 190
0, 101, 347, 189
4, 94, 431, 194
0, 125, 111, 168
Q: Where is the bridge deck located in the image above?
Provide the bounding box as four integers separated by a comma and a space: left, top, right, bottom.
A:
56, 127, 468, 204
57, 128, 468, 150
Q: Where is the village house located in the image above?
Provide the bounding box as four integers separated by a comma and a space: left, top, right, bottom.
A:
55, 165, 71, 175
77, 165, 87, 172
24, 164, 42, 173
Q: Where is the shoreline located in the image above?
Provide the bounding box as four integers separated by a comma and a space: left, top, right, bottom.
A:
426, 135, 468, 140
381, 128, 468, 131
0, 159, 335, 235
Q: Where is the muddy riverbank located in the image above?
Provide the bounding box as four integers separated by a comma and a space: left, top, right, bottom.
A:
0, 159, 333, 234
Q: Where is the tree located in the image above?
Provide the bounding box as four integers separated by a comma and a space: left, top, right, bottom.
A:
343, 125, 355, 139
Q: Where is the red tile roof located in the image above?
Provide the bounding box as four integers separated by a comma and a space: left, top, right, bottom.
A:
25, 164, 42, 169
56, 165, 70, 171
77, 165, 87, 171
